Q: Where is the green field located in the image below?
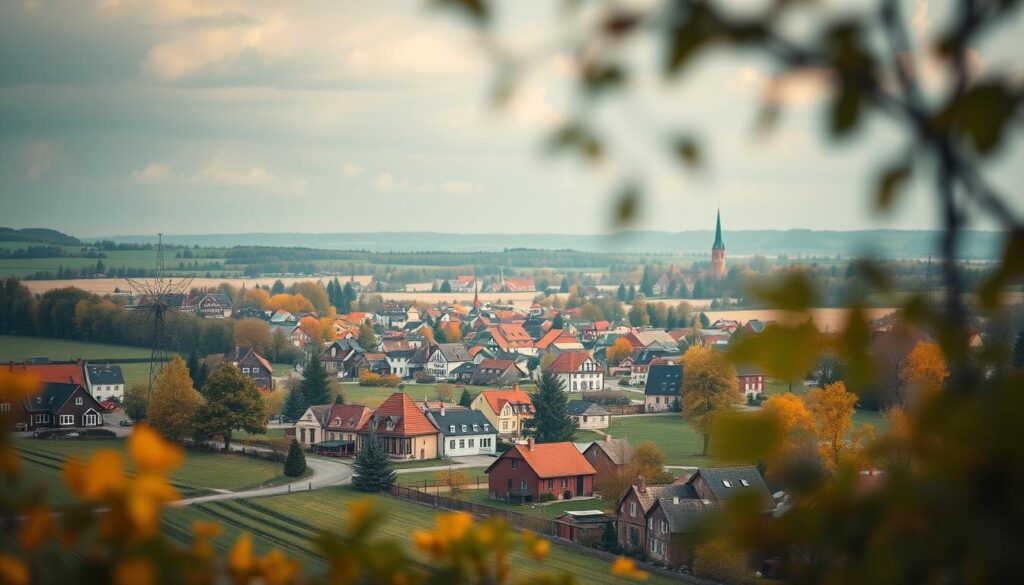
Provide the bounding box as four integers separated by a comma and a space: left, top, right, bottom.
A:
159, 487, 673, 584
0, 247, 235, 278
462, 489, 609, 519
339, 383, 538, 409
396, 466, 488, 487
604, 415, 718, 467
0, 334, 154, 362
13, 439, 294, 503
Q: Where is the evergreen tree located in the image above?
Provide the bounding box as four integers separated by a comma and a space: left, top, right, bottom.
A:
95, 259, 106, 274
357, 320, 377, 350
617, 283, 626, 301
458, 388, 473, 408
439, 280, 452, 293
1014, 330, 1024, 369
640, 265, 655, 297
559, 277, 570, 293
186, 348, 201, 387
284, 438, 307, 477
334, 392, 346, 405
282, 384, 308, 421
300, 353, 331, 406
352, 428, 396, 492
600, 521, 619, 552
626, 284, 637, 301
195, 361, 210, 390
524, 372, 575, 443
271, 279, 286, 295
551, 313, 566, 330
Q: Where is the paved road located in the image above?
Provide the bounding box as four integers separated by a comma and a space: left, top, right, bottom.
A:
393, 454, 496, 474
174, 455, 353, 506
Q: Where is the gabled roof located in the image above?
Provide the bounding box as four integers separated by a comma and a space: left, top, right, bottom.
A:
450, 362, 478, 374
224, 346, 273, 372
433, 343, 472, 362
566, 400, 611, 417
367, 392, 438, 436
325, 404, 373, 432
547, 351, 596, 374
6, 363, 84, 386
534, 328, 566, 349
645, 364, 682, 396
653, 497, 714, 534
583, 436, 632, 465
479, 388, 534, 415
691, 466, 771, 502
477, 358, 516, 371
85, 364, 124, 385
427, 408, 494, 436
487, 442, 596, 479
489, 323, 533, 351
23, 382, 95, 414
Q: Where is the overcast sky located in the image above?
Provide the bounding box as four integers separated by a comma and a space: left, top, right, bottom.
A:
1, 0, 1021, 237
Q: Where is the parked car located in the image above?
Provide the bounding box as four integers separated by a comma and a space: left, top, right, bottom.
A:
119, 418, 134, 427
101, 400, 119, 412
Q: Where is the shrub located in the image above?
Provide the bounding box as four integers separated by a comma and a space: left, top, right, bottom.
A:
34, 429, 117, 440
585, 390, 632, 406
562, 490, 573, 500
538, 492, 556, 503
358, 371, 402, 387
284, 438, 307, 477
414, 372, 437, 384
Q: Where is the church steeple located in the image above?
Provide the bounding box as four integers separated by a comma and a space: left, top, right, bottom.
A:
712, 209, 725, 251
711, 209, 726, 279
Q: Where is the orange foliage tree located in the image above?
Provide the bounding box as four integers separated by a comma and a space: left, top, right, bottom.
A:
266, 293, 314, 314
606, 338, 634, 366
900, 341, 950, 397
804, 381, 861, 470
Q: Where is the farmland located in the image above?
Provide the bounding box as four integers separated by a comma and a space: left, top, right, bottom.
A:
13, 438, 293, 504
0, 334, 153, 362
159, 487, 677, 584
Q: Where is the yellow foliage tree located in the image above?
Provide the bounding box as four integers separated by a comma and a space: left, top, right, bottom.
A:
804, 381, 858, 470
760, 392, 816, 479
294, 281, 330, 314
233, 317, 272, 354
146, 356, 201, 441
682, 345, 740, 455
606, 337, 634, 366
242, 288, 270, 309
436, 468, 471, 499
442, 322, 463, 343
900, 341, 950, 398
266, 293, 314, 314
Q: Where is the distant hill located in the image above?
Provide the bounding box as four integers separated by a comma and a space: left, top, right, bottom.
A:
0, 227, 80, 246
94, 230, 1006, 260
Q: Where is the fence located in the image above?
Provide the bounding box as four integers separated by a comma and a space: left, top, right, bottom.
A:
605, 404, 645, 415
397, 474, 489, 494
388, 484, 557, 536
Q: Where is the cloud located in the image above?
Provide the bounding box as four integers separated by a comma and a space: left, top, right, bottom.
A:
371, 172, 399, 192
130, 162, 173, 183
370, 171, 434, 193
340, 162, 362, 178
20, 141, 61, 180
441, 181, 482, 194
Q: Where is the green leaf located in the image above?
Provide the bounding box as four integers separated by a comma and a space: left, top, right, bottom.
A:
432, 0, 489, 24
874, 160, 911, 210
611, 183, 641, 228
673, 136, 702, 170
582, 63, 626, 95
979, 228, 1024, 308
728, 322, 822, 382
746, 271, 818, 310
665, 2, 718, 75
830, 83, 861, 136
937, 81, 1020, 155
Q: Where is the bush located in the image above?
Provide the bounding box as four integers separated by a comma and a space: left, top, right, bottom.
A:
617, 378, 631, 387
284, 438, 307, 477
562, 490, 573, 500
584, 390, 632, 406
538, 492, 556, 503
33, 429, 117, 440
496, 440, 514, 453
414, 372, 436, 384
358, 370, 402, 387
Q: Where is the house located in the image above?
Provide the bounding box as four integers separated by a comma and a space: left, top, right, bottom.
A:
469, 358, 520, 387
566, 400, 611, 430
686, 466, 772, 505
270, 310, 297, 324
233, 306, 267, 320
6, 382, 105, 432
546, 351, 604, 392
449, 362, 478, 384
616, 478, 687, 554
223, 347, 274, 392
83, 364, 125, 402
385, 349, 417, 379
361, 392, 439, 460
583, 435, 634, 494
646, 496, 714, 566
427, 405, 497, 457
318, 404, 373, 456
485, 439, 596, 502
622, 329, 680, 350
737, 364, 766, 399
644, 364, 682, 412
182, 292, 232, 318
5, 362, 85, 386
554, 510, 613, 546
426, 343, 472, 380
320, 339, 367, 378
294, 404, 332, 447
471, 387, 535, 439
489, 323, 535, 355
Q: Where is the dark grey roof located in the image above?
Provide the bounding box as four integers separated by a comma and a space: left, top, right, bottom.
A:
645, 364, 683, 396
656, 497, 713, 534
86, 364, 124, 385
450, 362, 478, 374
566, 400, 610, 416
735, 363, 764, 377
25, 382, 95, 414
435, 343, 472, 362
386, 349, 417, 359
693, 466, 771, 502
427, 408, 494, 437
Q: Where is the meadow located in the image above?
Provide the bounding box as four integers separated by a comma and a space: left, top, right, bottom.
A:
0, 334, 154, 362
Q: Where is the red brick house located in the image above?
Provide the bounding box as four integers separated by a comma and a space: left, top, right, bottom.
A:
223, 346, 274, 392
5, 382, 105, 432
485, 439, 596, 502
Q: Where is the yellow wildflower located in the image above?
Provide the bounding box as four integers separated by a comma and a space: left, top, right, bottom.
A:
257, 549, 300, 585
229, 533, 254, 574
192, 520, 223, 540
611, 556, 648, 580
435, 511, 473, 542
348, 498, 375, 533
129, 424, 183, 474
64, 451, 126, 502
18, 505, 52, 552
125, 473, 180, 537
114, 558, 154, 585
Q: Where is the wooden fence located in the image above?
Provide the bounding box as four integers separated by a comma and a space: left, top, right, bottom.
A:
605, 404, 645, 415
388, 484, 557, 535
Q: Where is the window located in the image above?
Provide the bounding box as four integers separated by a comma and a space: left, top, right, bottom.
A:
740, 479, 750, 487
483, 424, 490, 431
468, 439, 474, 448
450, 425, 456, 433
511, 460, 518, 470
547, 479, 554, 490
561, 478, 568, 488
461, 425, 467, 432
59, 414, 74, 425
0, 403, 9, 412
630, 502, 637, 517
449, 440, 456, 449
472, 424, 479, 432
502, 421, 509, 430
242, 367, 250, 373
459, 439, 465, 449
650, 538, 658, 553
75, 397, 83, 405
251, 367, 259, 374
520, 480, 527, 490
661, 520, 668, 534
647, 518, 653, 529
722, 480, 733, 488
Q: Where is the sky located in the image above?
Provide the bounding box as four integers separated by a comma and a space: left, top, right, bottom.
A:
0, 0, 1021, 238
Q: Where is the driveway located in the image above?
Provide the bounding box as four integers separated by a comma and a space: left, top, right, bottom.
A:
394, 454, 496, 474
173, 455, 353, 506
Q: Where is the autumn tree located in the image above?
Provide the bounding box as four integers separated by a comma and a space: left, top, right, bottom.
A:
900, 341, 950, 398
436, 468, 471, 499
441, 322, 462, 343
233, 318, 272, 355
266, 293, 314, 314
682, 345, 740, 455
436, 383, 454, 403
804, 381, 859, 470
147, 356, 201, 441
295, 281, 330, 314
760, 393, 816, 479
630, 442, 674, 485
606, 337, 634, 366
194, 364, 268, 451
242, 287, 270, 309
123, 383, 148, 421
357, 320, 377, 350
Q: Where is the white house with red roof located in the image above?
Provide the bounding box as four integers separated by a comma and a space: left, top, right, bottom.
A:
470, 387, 535, 439
545, 351, 604, 392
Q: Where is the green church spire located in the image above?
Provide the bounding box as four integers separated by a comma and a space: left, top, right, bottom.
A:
712, 209, 725, 250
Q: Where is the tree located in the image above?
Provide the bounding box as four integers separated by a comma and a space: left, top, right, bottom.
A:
627, 302, 648, 327
630, 442, 674, 485
606, 338, 633, 366
194, 365, 268, 451
186, 348, 201, 387
1015, 331, 1024, 369
681, 345, 740, 455
295, 281, 331, 314
804, 381, 858, 470
124, 384, 148, 421
439, 280, 452, 293
616, 283, 626, 301
266, 293, 314, 314
436, 383, 454, 403
692, 539, 751, 585
195, 361, 210, 391
300, 352, 331, 407
523, 372, 574, 443
599, 521, 619, 553
284, 439, 307, 478
357, 320, 377, 350
458, 388, 473, 408
334, 392, 346, 405
146, 356, 201, 441
242, 288, 270, 309
900, 341, 950, 397
559, 277, 570, 293
282, 379, 308, 421
352, 428, 396, 492
441, 322, 462, 343
233, 317, 272, 354
436, 468, 470, 499
270, 279, 286, 295
760, 393, 816, 480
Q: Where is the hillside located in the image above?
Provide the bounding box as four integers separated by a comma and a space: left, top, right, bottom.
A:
0, 227, 81, 246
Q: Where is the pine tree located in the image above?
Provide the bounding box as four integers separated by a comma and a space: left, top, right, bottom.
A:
459, 388, 473, 408
600, 521, 619, 552
352, 429, 396, 492
627, 284, 636, 301
301, 353, 331, 406
617, 283, 626, 301
284, 438, 307, 477
334, 392, 345, 405
560, 277, 570, 293
551, 313, 565, 330
282, 384, 308, 421
271, 279, 286, 295
186, 348, 201, 387
524, 372, 575, 443
1014, 330, 1024, 369
440, 280, 452, 293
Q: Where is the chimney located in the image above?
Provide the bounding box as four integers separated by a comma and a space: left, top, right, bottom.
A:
527, 437, 535, 451
603, 433, 611, 444
673, 496, 680, 505
638, 474, 646, 493
440, 403, 446, 416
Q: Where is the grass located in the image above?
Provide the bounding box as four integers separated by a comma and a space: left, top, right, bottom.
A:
340, 383, 538, 409
160, 486, 677, 585
574, 429, 604, 443
0, 334, 154, 362
392, 458, 463, 470
461, 490, 608, 520
395, 467, 488, 487
604, 415, 718, 467
13, 439, 293, 503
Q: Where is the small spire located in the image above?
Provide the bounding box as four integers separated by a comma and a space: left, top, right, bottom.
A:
712, 208, 725, 250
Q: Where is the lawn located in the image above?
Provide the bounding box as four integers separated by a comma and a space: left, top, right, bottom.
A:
605, 415, 719, 467
392, 458, 464, 470
574, 429, 604, 443
0, 334, 154, 362
461, 489, 609, 519
396, 467, 488, 487
340, 383, 538, 409
12, 439, 294, 503
159, 486, 677, 585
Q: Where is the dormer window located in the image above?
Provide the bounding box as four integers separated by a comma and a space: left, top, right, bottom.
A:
740, 479, 750, 487
472, 424, 479, 432
449, 425, 456, 433
722, 480, 733, 488
75, 397, 83, 405
483, 424, 490, 431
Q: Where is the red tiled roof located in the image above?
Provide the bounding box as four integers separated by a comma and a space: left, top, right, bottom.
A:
326, 404, 372, 432
480, 388, 534, 415
370, 392, 438, 436
534, 328, 564, 349
490, 323, 532, 351
6, 363, 84, 386
547, 351, 594, 374
478, 358, 515, 371
503, 442, 596, 479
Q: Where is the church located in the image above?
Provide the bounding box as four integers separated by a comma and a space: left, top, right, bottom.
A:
650, 211, 727, 297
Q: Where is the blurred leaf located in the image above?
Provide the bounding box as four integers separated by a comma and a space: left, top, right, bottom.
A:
836, 304, 874, 393
729, 322, 822, 381
746, 271, 818, 310
936, 81, 1020, 155
432, 0, 489, 24
611, 183, 641, 228
673, 136, 702, 169
489, 64, 517, 108
582, 63, 626, 95
979, 228, 1024, 308
874, 159, 911, 210
830, 83, 862, 136
665, 1, 719, 75
711, 411, 781, 463
601, 10, 642, 37
547, 123, 603, 162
